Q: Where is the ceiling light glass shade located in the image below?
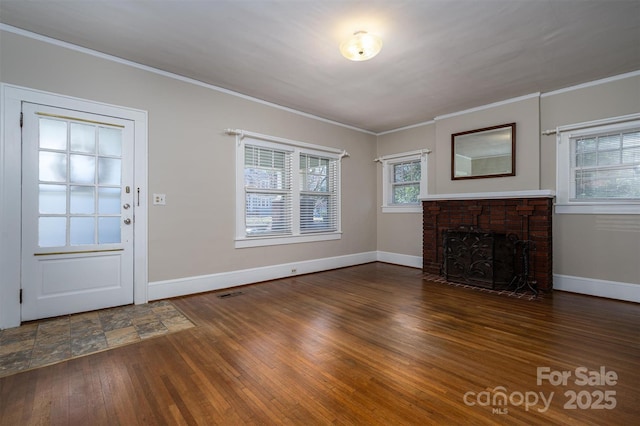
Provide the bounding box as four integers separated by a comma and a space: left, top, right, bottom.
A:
340, 31, 382, 61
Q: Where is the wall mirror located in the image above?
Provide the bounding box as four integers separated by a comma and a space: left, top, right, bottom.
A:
451, 123, 516, 180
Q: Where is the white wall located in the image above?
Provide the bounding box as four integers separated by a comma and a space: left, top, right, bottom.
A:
0, 29, 379, 327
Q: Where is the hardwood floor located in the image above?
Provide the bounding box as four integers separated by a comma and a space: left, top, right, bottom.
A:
1, 262, 638, 425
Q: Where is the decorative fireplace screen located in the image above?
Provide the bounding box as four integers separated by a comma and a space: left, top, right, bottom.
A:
442, 226, 515, 289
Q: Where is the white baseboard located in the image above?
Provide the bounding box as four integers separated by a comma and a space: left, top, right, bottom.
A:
150, 251, 640, 305
376, 251, 422, 269
553, 274, 640, 303
148, 251, 378, 301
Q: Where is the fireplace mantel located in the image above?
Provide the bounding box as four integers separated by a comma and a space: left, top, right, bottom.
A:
422, 191, 554, 291
420, 189, 555, 201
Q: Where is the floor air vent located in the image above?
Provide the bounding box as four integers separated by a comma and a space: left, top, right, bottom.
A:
217, 291, 244, 298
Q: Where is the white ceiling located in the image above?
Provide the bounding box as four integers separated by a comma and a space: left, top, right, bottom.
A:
1, 0, 639, 134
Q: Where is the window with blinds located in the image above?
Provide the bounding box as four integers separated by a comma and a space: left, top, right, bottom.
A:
571, 129, 640, 200
300, 154, 338, 233
556, 114, 640, 214
244, 146, 292, 236
236, 134, 342, 247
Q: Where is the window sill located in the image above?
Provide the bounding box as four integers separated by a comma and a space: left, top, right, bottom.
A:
381, 205, 422, 213
235, 232, 342, 248
555, 203, 640, 215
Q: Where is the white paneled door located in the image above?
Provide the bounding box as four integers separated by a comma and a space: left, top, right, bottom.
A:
21, 102, 135, 321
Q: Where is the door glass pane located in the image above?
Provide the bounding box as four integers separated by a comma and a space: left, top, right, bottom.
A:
70, 122, 96, 153
98, 158, 121, 185
39, 118, 67, 150
98, 217, 120, 244
70, 217, 95, 245
39, 184, 67, 214
98, 187, 121, 214
39, 151, 67, 182
34, 114, 128, 250
39, 217, 66, 247
70, 186, 95, 214
99, 127, 122, 156
70, 154, 96, 184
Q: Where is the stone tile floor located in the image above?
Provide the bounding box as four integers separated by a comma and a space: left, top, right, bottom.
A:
0, 300, 195, 378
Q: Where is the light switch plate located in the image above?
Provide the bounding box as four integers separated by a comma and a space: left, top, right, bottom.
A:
153, 193, 166, 205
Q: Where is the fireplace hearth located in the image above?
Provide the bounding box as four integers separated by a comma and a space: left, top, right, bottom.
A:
423, 192, 554, 291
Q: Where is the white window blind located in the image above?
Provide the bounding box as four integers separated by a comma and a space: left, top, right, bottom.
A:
571, 130, 640, 200
244, 145, 292, 236
231, 129, 344, 247
300, 154, 338, 233
556, 114, 640, 214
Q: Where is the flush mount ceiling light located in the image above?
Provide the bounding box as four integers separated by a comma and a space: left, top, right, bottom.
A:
340, 31, 382, 61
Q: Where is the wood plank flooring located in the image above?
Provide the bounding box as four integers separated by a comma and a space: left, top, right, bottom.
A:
1, 262, 638, 425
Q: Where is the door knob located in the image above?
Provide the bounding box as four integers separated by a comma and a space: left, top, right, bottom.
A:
123, 218, 132, 225
123, 203, 130, 209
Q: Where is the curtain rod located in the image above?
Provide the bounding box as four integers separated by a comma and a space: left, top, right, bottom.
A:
374, 148, 432, 163
225, 128, 349, 158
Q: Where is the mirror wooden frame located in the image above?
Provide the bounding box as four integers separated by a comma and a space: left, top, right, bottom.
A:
451, 123, 516, 180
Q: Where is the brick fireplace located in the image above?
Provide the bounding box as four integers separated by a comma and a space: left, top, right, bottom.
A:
422, 191, 555, 291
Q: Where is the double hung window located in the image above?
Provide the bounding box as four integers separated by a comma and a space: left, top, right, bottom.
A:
236, 132, 342, 247
391, 160, 421, 204
378, 150, 429, 213
556, 114, 640, 214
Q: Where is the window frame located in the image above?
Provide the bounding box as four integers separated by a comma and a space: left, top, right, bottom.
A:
299, 152, 339, 234
555, 113, 640, 214
233, 131, 343, 248
378, 149, 430, 213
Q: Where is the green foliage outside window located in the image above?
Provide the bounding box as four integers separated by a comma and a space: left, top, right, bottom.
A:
392, 161, 421, 204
